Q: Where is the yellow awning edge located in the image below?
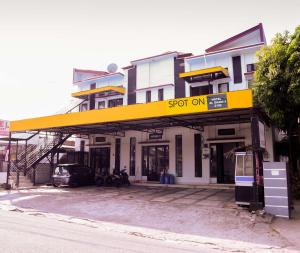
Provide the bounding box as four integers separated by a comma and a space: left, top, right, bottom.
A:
179, 66, 229, 78
71, 86, 126, 98
10, 89, 253, 132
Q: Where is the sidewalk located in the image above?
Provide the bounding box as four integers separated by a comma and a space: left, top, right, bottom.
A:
272, 200, 300, 250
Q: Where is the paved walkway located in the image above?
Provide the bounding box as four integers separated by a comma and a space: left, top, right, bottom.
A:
0, 186, 299, 252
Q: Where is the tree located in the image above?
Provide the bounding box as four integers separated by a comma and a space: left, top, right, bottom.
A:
253, 25, 300, 172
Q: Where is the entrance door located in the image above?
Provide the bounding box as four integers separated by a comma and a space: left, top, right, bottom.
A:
90, 147, 110, 176
210, 143, 239, 184
142, 145, 169, 181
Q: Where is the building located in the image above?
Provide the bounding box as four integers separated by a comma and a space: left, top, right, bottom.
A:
8, 23, 273, 206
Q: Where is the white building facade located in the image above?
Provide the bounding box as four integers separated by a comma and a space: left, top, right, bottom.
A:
70, 23, 274, 187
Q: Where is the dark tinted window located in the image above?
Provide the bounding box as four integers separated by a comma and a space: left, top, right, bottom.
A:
246, 63, 256, 72
108, 98, 123, 108
175, 135, 182, 177
158, 88, 164, 101
146, 90, 151, 103
194, 134, 202, 177
232, 56, 242, 83
129, 137, 136, 176
190, 86, 210, 96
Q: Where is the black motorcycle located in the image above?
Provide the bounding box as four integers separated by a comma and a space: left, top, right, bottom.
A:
114, 168, 130, 186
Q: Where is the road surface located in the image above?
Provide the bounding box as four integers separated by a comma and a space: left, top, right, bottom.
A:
0, 210, 218, 253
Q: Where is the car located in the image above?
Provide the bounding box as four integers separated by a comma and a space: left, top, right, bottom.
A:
52, 164, 94, 187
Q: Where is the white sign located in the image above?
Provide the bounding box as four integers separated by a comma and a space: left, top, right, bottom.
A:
271, 170, 280, 176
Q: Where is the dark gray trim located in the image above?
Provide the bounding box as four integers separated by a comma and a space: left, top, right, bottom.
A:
127, 66, 136, 105
174, 58, 186, 98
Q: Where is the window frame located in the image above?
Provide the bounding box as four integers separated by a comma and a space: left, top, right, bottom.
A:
158, 88, 164, 101
146, 90, 151, 103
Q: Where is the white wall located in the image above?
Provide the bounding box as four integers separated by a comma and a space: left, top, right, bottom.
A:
185, 47, 260, 96
136, 57, 175, 89
77, 119, 277, 185
136, 85, 174, 103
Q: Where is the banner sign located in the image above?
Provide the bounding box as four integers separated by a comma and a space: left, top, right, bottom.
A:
149, 133, 163, 140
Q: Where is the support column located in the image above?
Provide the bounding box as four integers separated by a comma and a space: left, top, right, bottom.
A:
6, 132, 12, 189
24, 140, 28, 176
16, 140, 19, 187
250, 111, 264, 210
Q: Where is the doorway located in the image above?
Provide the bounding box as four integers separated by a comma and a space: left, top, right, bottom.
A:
210, 142, 242, 184
142, 145, 169, 181
90, 147, 110, 176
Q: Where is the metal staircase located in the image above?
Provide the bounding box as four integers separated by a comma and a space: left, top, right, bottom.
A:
9, 133, 72, 188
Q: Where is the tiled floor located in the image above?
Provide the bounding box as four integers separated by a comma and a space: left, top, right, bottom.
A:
146, 187, 235, 207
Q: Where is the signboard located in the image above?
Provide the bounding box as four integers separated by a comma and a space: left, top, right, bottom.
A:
149, 133, 163, 140
207, 94, 228, 110
0, 120, 9, 136
259, 121, 266, 148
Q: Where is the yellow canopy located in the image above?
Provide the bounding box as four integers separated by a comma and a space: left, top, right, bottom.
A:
10, 90, 252, 132
71, 86, 126, 98
180, 66, 229, 79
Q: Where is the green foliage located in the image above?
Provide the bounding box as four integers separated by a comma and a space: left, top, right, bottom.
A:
253, 26, 300, 132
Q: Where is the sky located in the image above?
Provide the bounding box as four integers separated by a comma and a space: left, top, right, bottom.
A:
0, 0, 299, 121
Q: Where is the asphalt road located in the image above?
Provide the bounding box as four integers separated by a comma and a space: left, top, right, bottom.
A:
0, 210, 218, 253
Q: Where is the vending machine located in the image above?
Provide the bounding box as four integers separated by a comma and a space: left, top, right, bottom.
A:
235, 152, 255, 205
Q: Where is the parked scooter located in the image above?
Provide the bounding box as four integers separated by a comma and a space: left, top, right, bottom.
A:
95, 168, 122, 187
120, 168, 131, 186
113, 168, 131, 186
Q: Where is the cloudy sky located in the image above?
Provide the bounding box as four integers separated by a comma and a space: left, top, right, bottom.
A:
0, 0, 299, 121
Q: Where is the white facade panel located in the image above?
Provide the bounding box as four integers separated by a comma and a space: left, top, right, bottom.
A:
136, 57, 175, 90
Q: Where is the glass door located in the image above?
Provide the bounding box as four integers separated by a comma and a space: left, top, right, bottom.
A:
90, 147, 110, 176
142, 145, 169, 181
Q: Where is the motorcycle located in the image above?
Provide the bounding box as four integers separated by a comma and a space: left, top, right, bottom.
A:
119, 168, 131, 186
113, 168, 131, 186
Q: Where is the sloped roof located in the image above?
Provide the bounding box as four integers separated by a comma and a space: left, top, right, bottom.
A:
73, 68, 109, 84
205, 23, 266, 53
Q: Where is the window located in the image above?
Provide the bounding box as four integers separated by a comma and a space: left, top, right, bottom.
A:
175, 135, 183, 177
232, 56, 242, 83
158, 88, 164, 101
129, 137, 136, 176
97, 101, 105, 109
108, 98, 123, 108
80, 103, 88, 112
80, 140, 85, 152
246, 63, 256, 72
194, 134, 202, 177
146, 90, 151, 103
90, 83, 96, 89
218, 83, 229, 93
190, 85, 210, 96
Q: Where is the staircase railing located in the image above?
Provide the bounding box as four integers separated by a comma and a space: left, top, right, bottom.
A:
8, 98, 82, 187
9, 133, 72, 186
